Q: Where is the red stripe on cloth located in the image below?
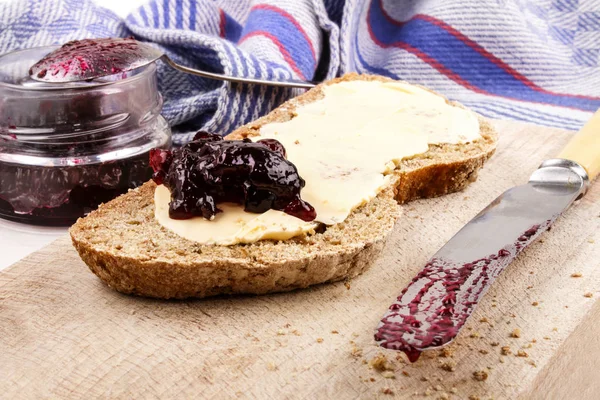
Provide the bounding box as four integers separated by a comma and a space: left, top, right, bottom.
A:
219, 9, 226, 38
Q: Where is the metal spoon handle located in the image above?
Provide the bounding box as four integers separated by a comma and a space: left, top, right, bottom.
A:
162, 56, 316, 89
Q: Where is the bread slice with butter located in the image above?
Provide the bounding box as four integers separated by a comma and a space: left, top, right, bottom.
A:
70, 73, 497, 299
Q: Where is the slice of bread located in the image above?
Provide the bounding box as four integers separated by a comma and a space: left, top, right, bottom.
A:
69, 73, 497, 299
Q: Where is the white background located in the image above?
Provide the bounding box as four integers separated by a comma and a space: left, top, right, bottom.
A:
0, 0, 147, 270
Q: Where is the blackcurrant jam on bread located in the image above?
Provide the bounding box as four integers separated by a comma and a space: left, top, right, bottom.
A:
150, 131, 315, 222
70, 73, 498, 299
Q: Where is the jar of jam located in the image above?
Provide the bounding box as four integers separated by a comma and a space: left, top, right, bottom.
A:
0, 46, 171, 225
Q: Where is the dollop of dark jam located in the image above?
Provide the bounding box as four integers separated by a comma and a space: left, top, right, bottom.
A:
150, 132, 316, 222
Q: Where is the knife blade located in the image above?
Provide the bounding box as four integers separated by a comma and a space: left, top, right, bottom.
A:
375, 110, 600, 362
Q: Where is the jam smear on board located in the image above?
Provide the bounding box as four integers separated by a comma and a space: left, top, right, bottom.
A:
375, 220, 552, 362
150, 132, 316, 222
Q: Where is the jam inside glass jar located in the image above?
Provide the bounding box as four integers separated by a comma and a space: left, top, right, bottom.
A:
0, 46, 171, 225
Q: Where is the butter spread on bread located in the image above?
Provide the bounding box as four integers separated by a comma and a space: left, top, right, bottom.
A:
154, 80, 481, 245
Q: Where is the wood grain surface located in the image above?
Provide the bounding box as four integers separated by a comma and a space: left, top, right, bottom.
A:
1, 120, 599, 399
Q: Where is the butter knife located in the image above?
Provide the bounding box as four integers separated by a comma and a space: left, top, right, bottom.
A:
375, 110, 600, 362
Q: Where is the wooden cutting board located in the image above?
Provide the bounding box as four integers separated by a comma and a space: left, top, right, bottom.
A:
1, 120, 599, 399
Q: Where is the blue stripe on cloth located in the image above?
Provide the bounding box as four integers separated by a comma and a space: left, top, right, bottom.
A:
572, 48, 600, 67
175, 0, 184, 29
553, 0, 579, 13
220, 42, 240, 135
139, 6, 149, 26
189, 0, 196, 30
229, 46, 251, 132
240, 6, 316, 79
578, 11, 600, 30
256, 59, 275, 120
549, 26, 577, 45
150, 0, 159, 28
353, 38, 400, 79
223, 11, 242, 42
163, 0, 169, 28
367, 0, 600, 112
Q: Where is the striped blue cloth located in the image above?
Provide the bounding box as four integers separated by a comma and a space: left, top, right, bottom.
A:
1, 0, 600, 143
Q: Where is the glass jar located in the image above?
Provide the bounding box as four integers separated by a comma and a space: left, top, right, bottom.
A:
0, 46, 171, 225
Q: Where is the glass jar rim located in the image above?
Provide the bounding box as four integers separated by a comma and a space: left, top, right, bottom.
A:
0, 45, 156, 92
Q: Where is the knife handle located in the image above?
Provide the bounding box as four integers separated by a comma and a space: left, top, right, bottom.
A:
558, 109, 600, 181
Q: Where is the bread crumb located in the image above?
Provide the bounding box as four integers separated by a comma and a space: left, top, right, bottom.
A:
479, 349, 489, 355
344, 281, 351, 290
517, 350, 528, 357
584, 292, 593, 298
439, 347, 454, 358
524, 343, 533, 349
316, 338, 324, 343
450, 387, 458, 394
331, 330, 339, 334
473, 370, 488, 381
571, 272, 582, 278
510, 328, 521, 338
552, 327, 558, 332
479, 317, 489, 323
267, 362, 278, 371
292, 329, 302, 336
369, 353, 395, 372
277, 329, 286, 336
543, 336, 551, 340
469, 396, 480, 400
499, 357, 505, 363
490, 341, 499, 347
532, 301, 538, 306
382, 388, 394, 395
588, 239, 595, 244
438, 394, 449, 400
527, 285, 533, 289
529, 360, 537, 367
294, 140, 300, 144
470, 332, 481, 338
350, 343, 363, 358
435, 385, 443, 391
421, 376, 430, 382
425, 388, 432, 396
402, 370, 410, 377
440, 360, 456, 372
531, 339, 537, 343
501, 346, 511, 355
381, 371, 395, 379
370, 377, 375, 382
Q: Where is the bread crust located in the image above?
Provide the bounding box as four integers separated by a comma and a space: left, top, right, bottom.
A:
70, 73, 497, 299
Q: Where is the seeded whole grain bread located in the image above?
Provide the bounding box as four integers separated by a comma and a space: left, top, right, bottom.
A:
70, 73, 497, 299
